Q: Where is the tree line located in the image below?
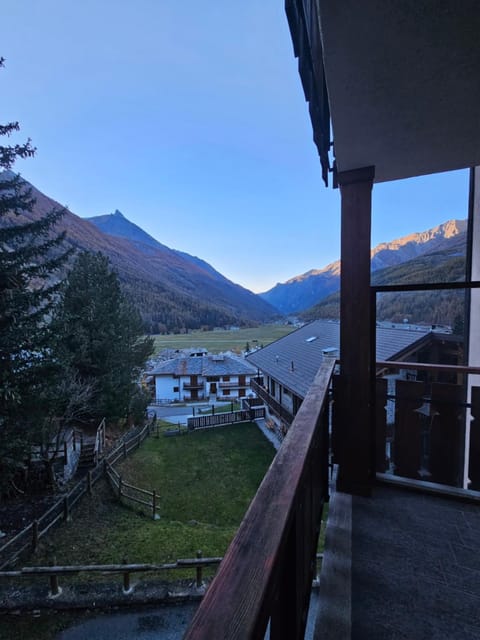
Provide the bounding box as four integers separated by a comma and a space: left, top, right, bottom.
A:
0, 60, 153, 496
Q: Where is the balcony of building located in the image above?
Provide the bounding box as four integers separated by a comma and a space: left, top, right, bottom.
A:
218, 381, 248, 390
250, 377, 295, 425
183, 2, 480, 637
183, 382, 205, 391
183, 354, 480, 639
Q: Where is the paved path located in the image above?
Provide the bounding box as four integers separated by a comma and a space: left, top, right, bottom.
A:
254, 418, 282, 451
148, 402, 235, 426
56, 603, 198, 640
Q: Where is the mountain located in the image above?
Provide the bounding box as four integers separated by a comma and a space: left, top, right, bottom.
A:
87, 210, 229, 280
1, 175, 277, 331
301, 244, 466, 327
260, 220, 467, 314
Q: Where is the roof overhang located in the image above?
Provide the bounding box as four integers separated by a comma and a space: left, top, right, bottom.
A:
290, 1, 480, 184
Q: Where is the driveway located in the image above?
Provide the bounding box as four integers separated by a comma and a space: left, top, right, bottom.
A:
57, 603, 198, 639
148, 402, 232, 426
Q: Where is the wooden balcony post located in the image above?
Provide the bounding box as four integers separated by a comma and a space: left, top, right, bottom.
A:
336, 166, 375, 496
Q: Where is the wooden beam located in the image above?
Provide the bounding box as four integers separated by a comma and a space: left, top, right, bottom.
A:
336, 166, 375, 495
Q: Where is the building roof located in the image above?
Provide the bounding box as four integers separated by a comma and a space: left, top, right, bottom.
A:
246, 320, 433, 398
150, 354, 256, 377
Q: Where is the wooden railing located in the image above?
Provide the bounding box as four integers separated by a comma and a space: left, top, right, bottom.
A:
0, 553, 222, 599
183, 358, 335, 639
372, 360, 480, 491
187, 408, 265, 430
93, 418, 106, 464
105, 461, 159, 520
250, 378, 295, 425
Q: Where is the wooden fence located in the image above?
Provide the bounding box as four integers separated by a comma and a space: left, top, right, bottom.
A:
0, 418, 157, 570
105, 461, 159, 520
0, 552, 222, 598
0, 551, 324, 604
187, 407, 265, 430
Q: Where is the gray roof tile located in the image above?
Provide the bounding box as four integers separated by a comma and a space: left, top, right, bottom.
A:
151, 354, 256, 377
246, 320, 432, 398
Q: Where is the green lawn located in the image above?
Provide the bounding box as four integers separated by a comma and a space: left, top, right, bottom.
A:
152, 324, 295, 354
24, 422, 275, 568
1, 422, 275, 639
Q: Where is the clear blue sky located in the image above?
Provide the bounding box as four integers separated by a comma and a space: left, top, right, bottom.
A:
3, 1, 469, 293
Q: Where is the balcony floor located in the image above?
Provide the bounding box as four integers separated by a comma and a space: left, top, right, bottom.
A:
315, 480, 480, 639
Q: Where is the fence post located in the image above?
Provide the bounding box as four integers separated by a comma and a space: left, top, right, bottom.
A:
63, 496, 70, 522
123, 442, 127, 458
123, 556, 130, 593
73, 431, 76, 451
119, 476, 123, 500
152, 490, 156, 520
32, 519, 39, 551
87, 470, 93, 495
49, 556, 59, 596
196, 550, 203, 588
63, 439, 68, 465
102, 420, 106, 449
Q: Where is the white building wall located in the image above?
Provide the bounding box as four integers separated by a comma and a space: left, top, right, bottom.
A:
155, 375, 179, 402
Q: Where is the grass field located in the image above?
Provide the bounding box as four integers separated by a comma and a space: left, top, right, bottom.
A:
152, 323, 295, 354
23, 421, 275, 570
0, 422, 275, 639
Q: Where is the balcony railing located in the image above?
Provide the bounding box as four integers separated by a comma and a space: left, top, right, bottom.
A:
183, 382, 205, 390
218, 381, 248, 389
372, 360, 480, 492
250, 378, 295, 424
183, 358, 335, 639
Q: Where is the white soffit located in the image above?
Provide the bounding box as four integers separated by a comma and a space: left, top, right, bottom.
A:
318, 0, 480, 182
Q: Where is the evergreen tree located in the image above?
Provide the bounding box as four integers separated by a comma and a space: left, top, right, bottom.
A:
0, 58, 72, 492
54, 252, 154, 423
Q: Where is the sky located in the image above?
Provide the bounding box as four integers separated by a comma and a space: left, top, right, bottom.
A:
2, 1, 470, 293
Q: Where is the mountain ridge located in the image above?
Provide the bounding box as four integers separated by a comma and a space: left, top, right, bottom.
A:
1, 174, 277, 331
260, 219, 467, 314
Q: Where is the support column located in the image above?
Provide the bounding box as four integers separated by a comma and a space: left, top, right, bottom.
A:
466, 167, 480, 488
336, 166, 375, 495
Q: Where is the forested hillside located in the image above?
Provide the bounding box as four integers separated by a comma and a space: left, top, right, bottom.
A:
261, 220, 466, 314
0, 174, 277, 332
301, 249, 466, 328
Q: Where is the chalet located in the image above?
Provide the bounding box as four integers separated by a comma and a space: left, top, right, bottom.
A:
246, 319, 461, 428
149, 354, 256, 402
184, 4, 480, 639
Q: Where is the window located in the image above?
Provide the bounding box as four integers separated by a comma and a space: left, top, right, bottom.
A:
173, 386, 179, 392
223, 389, 230, 396
223, 376, 230, 382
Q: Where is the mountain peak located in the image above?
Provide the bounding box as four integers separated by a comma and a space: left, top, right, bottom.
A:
112, 209, 124, 218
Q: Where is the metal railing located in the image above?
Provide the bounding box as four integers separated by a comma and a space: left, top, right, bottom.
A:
183, 358, 335, 639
